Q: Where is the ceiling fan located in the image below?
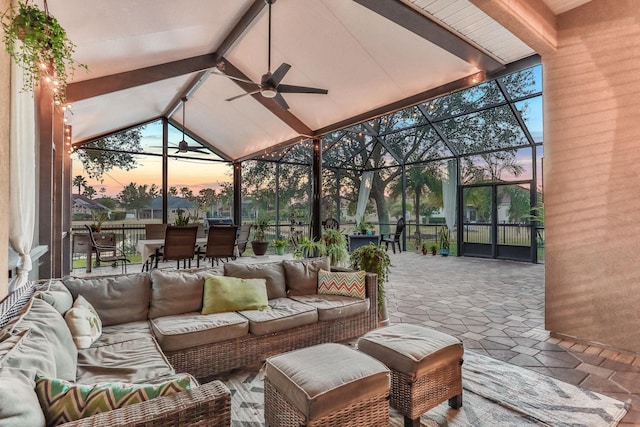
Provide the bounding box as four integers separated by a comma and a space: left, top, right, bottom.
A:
224, 0, 328, 110
165, 98, 209, 155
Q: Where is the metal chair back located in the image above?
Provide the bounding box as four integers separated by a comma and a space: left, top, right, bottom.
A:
204, 225, 238, 265
162, 225, 198, 268
235, 223, 251, 256
84, 225, 130, 273
145, 223, 167, 239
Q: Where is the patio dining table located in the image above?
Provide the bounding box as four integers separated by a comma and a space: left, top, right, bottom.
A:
137, 237, 208, 268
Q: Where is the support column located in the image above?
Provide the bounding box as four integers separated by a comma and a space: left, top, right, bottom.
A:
233, 162, 242, 226
162, 118, 168, 224
311, 139, 322, 241
36, 84, 54, 278
401, 165, 407, 251
275, 162, 280, 237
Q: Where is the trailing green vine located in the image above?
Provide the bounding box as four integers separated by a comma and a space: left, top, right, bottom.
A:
1, 0, 86, 103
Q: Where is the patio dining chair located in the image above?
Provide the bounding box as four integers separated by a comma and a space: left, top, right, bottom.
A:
202, 225, 238, 266
380, 217, 405, 254
142, 223, 168, 271
235, 223, 251, 256
84, 225, 130, 273
323, 217, 340, 230
156, 225, 199, 269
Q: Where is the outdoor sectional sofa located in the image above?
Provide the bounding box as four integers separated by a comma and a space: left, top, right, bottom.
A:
0, 257, 378, 426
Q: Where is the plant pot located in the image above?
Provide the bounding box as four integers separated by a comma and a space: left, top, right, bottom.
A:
431, 250, 437, 256
251, 241, 269, 256
275, 246, 285, 255
440, 248, 449, 256
421, 248, 428, 255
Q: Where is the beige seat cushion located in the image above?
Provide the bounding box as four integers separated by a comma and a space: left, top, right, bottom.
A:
76, 336, 174, 384
64, 273, 151, 326
283, 258, 330, 296
290, 294, 369, 321
93, 321, 154, 347
265, 343, 389, 419
357, 324, 463, 380
0, 368, 46, 427
150, 312, 249, 352
224, 262, 287, 299
237, 298, 317, 336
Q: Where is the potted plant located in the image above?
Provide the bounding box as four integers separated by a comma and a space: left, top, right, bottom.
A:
174, 209, 191, 226
294, 237, 327, 259
323, 228, 349, 267
421, 241, 429, 255
438, 225, 450, 256
350, 243, 391, 326
429, 244, 437, 256
272, 238, 287, 255
356, 214, 374, 235
1, 1, 87, 102
90, 210, 107, 232
251, 218, 270, 256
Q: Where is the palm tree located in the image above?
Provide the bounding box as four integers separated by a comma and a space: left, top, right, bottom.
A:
72, 175, 87, 195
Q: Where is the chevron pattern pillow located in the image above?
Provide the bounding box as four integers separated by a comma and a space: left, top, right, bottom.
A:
35, 375, 192, 426
317, 269, 366, 299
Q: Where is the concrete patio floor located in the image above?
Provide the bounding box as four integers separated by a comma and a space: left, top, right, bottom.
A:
73, 252, 640, 424
384, 252, 639, 425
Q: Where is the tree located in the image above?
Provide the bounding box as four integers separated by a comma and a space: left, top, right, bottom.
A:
72, 175, 86, 195
236, 67, 537, 232
168, 187, 178, 197
75, 127, 145, 182
82, 185, 96, 199
118, 182, 159, 220
197, 188, 218, 217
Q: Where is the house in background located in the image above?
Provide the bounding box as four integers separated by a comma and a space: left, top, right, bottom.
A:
71, 195, 111, 220
140, 197, 197, 221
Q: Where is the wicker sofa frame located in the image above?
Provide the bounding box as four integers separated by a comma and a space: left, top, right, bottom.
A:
167, 273, 379, 379
0, 270, 378, 426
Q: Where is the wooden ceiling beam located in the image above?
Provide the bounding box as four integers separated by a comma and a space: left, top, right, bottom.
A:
354, 0, 504, 72
67, 1, 267, 104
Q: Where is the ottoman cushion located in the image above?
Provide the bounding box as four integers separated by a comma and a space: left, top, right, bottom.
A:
358, 324, 463, 380
265, 343, 389, 419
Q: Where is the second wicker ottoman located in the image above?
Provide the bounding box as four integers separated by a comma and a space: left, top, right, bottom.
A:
264, 343, 390, 427
358, 324, 463, 427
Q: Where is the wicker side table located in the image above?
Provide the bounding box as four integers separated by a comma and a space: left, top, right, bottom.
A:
358, 324, 463, 427
264, 343, 390, 427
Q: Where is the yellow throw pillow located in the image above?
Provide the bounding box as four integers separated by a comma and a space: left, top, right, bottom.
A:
64, 295, 102, 349
202, 275, 269, 314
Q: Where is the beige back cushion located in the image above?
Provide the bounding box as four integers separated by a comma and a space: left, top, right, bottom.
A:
283, 257, 330, 296
224, 262, 287, 299
148, 269, 207, 318
37, 279, 74, 315
2, 299, 77, 382
63, 273, 151, 326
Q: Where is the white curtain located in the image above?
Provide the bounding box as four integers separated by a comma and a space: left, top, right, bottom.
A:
355, 171, 373, 226
8, 57, 36, 293
443, 160, 457, 231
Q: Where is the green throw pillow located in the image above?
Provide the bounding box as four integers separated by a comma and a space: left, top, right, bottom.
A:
202, 275, 269, 314
35, 375, 192, 426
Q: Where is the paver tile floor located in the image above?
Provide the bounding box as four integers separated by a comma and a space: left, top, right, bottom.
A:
384, 252, 639, 425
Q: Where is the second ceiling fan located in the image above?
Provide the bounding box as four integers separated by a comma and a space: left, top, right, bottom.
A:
225, 0, 328, 110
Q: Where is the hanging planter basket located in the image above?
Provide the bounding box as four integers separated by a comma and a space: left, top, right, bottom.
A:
1, 0, 86, 103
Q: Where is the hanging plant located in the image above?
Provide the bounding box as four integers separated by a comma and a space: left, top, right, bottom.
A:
1, 0, 86, 102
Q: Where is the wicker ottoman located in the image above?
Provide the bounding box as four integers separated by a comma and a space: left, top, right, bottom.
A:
264, 343, 390, 427
358, 324, 463, 427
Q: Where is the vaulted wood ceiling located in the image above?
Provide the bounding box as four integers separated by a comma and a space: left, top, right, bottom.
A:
55, 0, 588, 160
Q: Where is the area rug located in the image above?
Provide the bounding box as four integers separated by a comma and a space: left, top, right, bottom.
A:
223, 350, 628, 427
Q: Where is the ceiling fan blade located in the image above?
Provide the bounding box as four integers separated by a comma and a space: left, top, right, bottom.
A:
211, 68, 256, 85
267, 63, 291, 86
273, 93, 290, 110
277, 84, 328, 95
191, 149, 210, 155
226, 90, 260, 102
